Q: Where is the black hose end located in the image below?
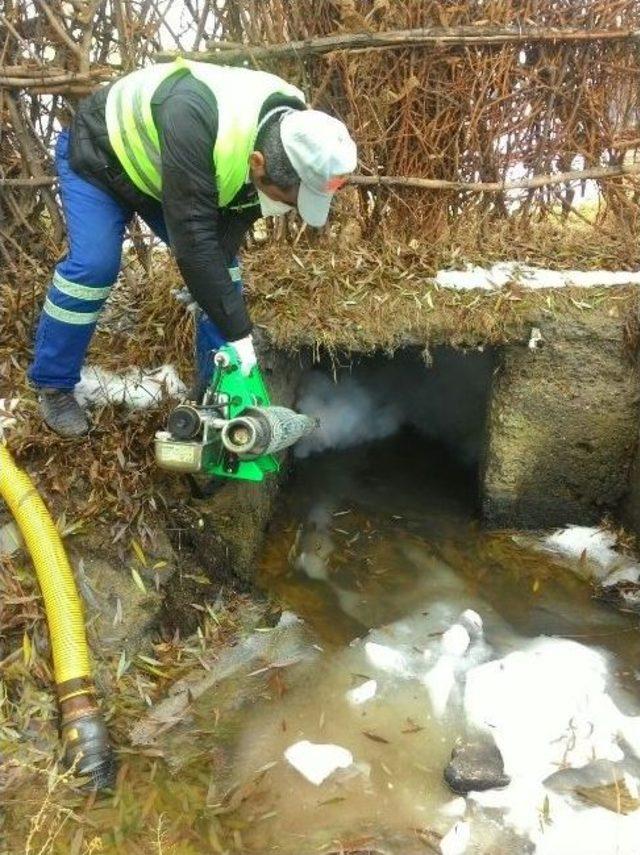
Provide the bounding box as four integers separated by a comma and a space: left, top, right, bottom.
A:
61, 712, 117, 792
85, 752, 118, 791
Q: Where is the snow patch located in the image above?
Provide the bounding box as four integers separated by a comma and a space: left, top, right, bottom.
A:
364, 642, 409, 676
439, 820, 470, 855
284, 740, 353, 786
541, 525, 640, 586
464, 636, 640, 852
0, 398, 19, 434
440, 797, 467, 818
544, 526, 619, 570
457, 609, 483, 639
532, 791, 640, 855
435, 262, 640, 292
76, 364, 186, 409
422, 622, 477, 717
441, 624, 471, 657
346, 679, 378, 706
464, 638, 636, 783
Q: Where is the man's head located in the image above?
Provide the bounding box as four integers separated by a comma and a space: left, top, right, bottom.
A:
249, 109, 357, 226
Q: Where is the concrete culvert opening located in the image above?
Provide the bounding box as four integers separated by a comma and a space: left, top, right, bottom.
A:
293, 345, 496, 510
252, 345, 500, 640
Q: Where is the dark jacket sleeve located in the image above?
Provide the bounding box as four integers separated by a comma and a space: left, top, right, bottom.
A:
153, 78, 252, 341
218, 206, 261, 258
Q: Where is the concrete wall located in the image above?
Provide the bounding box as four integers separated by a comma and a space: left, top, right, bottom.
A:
482, 311, 640, 529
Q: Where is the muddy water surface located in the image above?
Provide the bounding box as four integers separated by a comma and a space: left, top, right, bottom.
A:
233, 433, 640, 853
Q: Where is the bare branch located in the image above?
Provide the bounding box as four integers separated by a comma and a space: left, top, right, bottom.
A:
157, 25, 640, 64
34, 0, 84, 59
350, 164, 640, 194
0, 175, 57, 187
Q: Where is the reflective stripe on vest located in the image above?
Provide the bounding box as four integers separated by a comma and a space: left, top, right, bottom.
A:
105, 60, 305, 206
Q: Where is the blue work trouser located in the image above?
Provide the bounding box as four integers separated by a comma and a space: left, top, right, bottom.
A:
29, 129, 239, 390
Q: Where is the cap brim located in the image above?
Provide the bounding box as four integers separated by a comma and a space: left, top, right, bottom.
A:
297, 183, 333, 228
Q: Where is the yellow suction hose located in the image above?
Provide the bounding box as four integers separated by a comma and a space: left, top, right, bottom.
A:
0, 444, 115, 789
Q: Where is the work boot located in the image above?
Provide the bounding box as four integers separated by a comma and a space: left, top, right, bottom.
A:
39, 389, 89, 438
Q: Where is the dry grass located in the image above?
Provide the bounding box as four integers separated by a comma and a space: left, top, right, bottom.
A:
0, 244, 193, 533
0, 584, 257, 854
242, 210, 640, 353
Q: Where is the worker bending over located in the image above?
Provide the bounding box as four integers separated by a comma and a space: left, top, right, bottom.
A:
29, 59, 357, 437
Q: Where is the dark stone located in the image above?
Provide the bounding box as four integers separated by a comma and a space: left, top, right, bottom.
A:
444, 739, 511, 794
595, 580, 640, 615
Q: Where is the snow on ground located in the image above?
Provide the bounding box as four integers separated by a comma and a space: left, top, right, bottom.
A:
435, 262, 640, 291
544, 526, 621, 571
0, 367, 184, 433
439, 821, 471, 855
0, 398, 19, 435
76, 364, 186, 409
539, 525, 640, 586
465, 638, 640, 782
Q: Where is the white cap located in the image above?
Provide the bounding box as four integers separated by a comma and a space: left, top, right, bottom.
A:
281, 110, 358, 227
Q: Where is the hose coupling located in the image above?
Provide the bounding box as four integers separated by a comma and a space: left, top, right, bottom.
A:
59, 687, 116, 791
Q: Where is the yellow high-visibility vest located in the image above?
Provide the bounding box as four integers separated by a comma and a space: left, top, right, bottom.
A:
105, 58, 305, 207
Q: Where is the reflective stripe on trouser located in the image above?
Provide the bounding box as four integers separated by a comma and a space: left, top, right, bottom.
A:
195, 261, 242, 388
43, 271, 111, 325
29, 269, 116, 390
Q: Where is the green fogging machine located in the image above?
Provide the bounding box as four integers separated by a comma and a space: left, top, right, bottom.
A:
155, 344, 317, 482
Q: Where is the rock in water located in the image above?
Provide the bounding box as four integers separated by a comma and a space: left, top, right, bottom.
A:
444, 739, 511, 794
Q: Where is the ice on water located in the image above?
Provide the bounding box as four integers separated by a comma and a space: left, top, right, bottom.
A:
230, 534, 640, 854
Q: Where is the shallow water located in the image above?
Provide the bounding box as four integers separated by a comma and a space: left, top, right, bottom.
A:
6, 431, 640, 854
236, 433, 640, 853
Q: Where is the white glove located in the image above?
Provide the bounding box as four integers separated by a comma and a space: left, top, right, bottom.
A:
228, 334, 257, 376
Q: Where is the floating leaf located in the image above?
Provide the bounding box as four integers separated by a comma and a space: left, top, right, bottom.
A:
131, 566, 147, 593
576, 780, 640, 814
362, 730, 390, 744
401, 718, 424, 734
318, 796, 347, 806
